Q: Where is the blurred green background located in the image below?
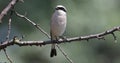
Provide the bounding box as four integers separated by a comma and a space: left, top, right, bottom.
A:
0, 0, 120, 63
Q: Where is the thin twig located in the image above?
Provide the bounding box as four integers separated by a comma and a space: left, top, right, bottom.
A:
14, 11, 50, 38
56, 44, 74, 63
3, 49, 13, 63
3, 8, 14, 63
0, 0, 18, 23
6, 17, 11, 41
111, 33, 117, 43
6, 10, 13, 41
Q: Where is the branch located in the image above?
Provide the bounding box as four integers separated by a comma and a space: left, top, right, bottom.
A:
14, 11, 50, 38
56, 44, 74, 63
2, 9, 14, 63
0, 26, 120, 49
6, 10, 13, 41
0, 0, 22, 23
1, 6, 14, 62
3, 49, 13, 63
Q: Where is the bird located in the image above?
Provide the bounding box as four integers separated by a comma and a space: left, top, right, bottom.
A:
50, 5, 67, 57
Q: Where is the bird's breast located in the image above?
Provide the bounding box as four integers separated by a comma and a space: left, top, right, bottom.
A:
51, 15, 67, 37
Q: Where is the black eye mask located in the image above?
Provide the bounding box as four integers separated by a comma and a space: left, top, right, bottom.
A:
56, 7, 67, 12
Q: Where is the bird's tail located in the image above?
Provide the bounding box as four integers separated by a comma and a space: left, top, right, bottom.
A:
50, 44, 57, 57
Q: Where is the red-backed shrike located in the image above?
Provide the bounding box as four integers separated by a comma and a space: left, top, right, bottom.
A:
50, 5, 67, 57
